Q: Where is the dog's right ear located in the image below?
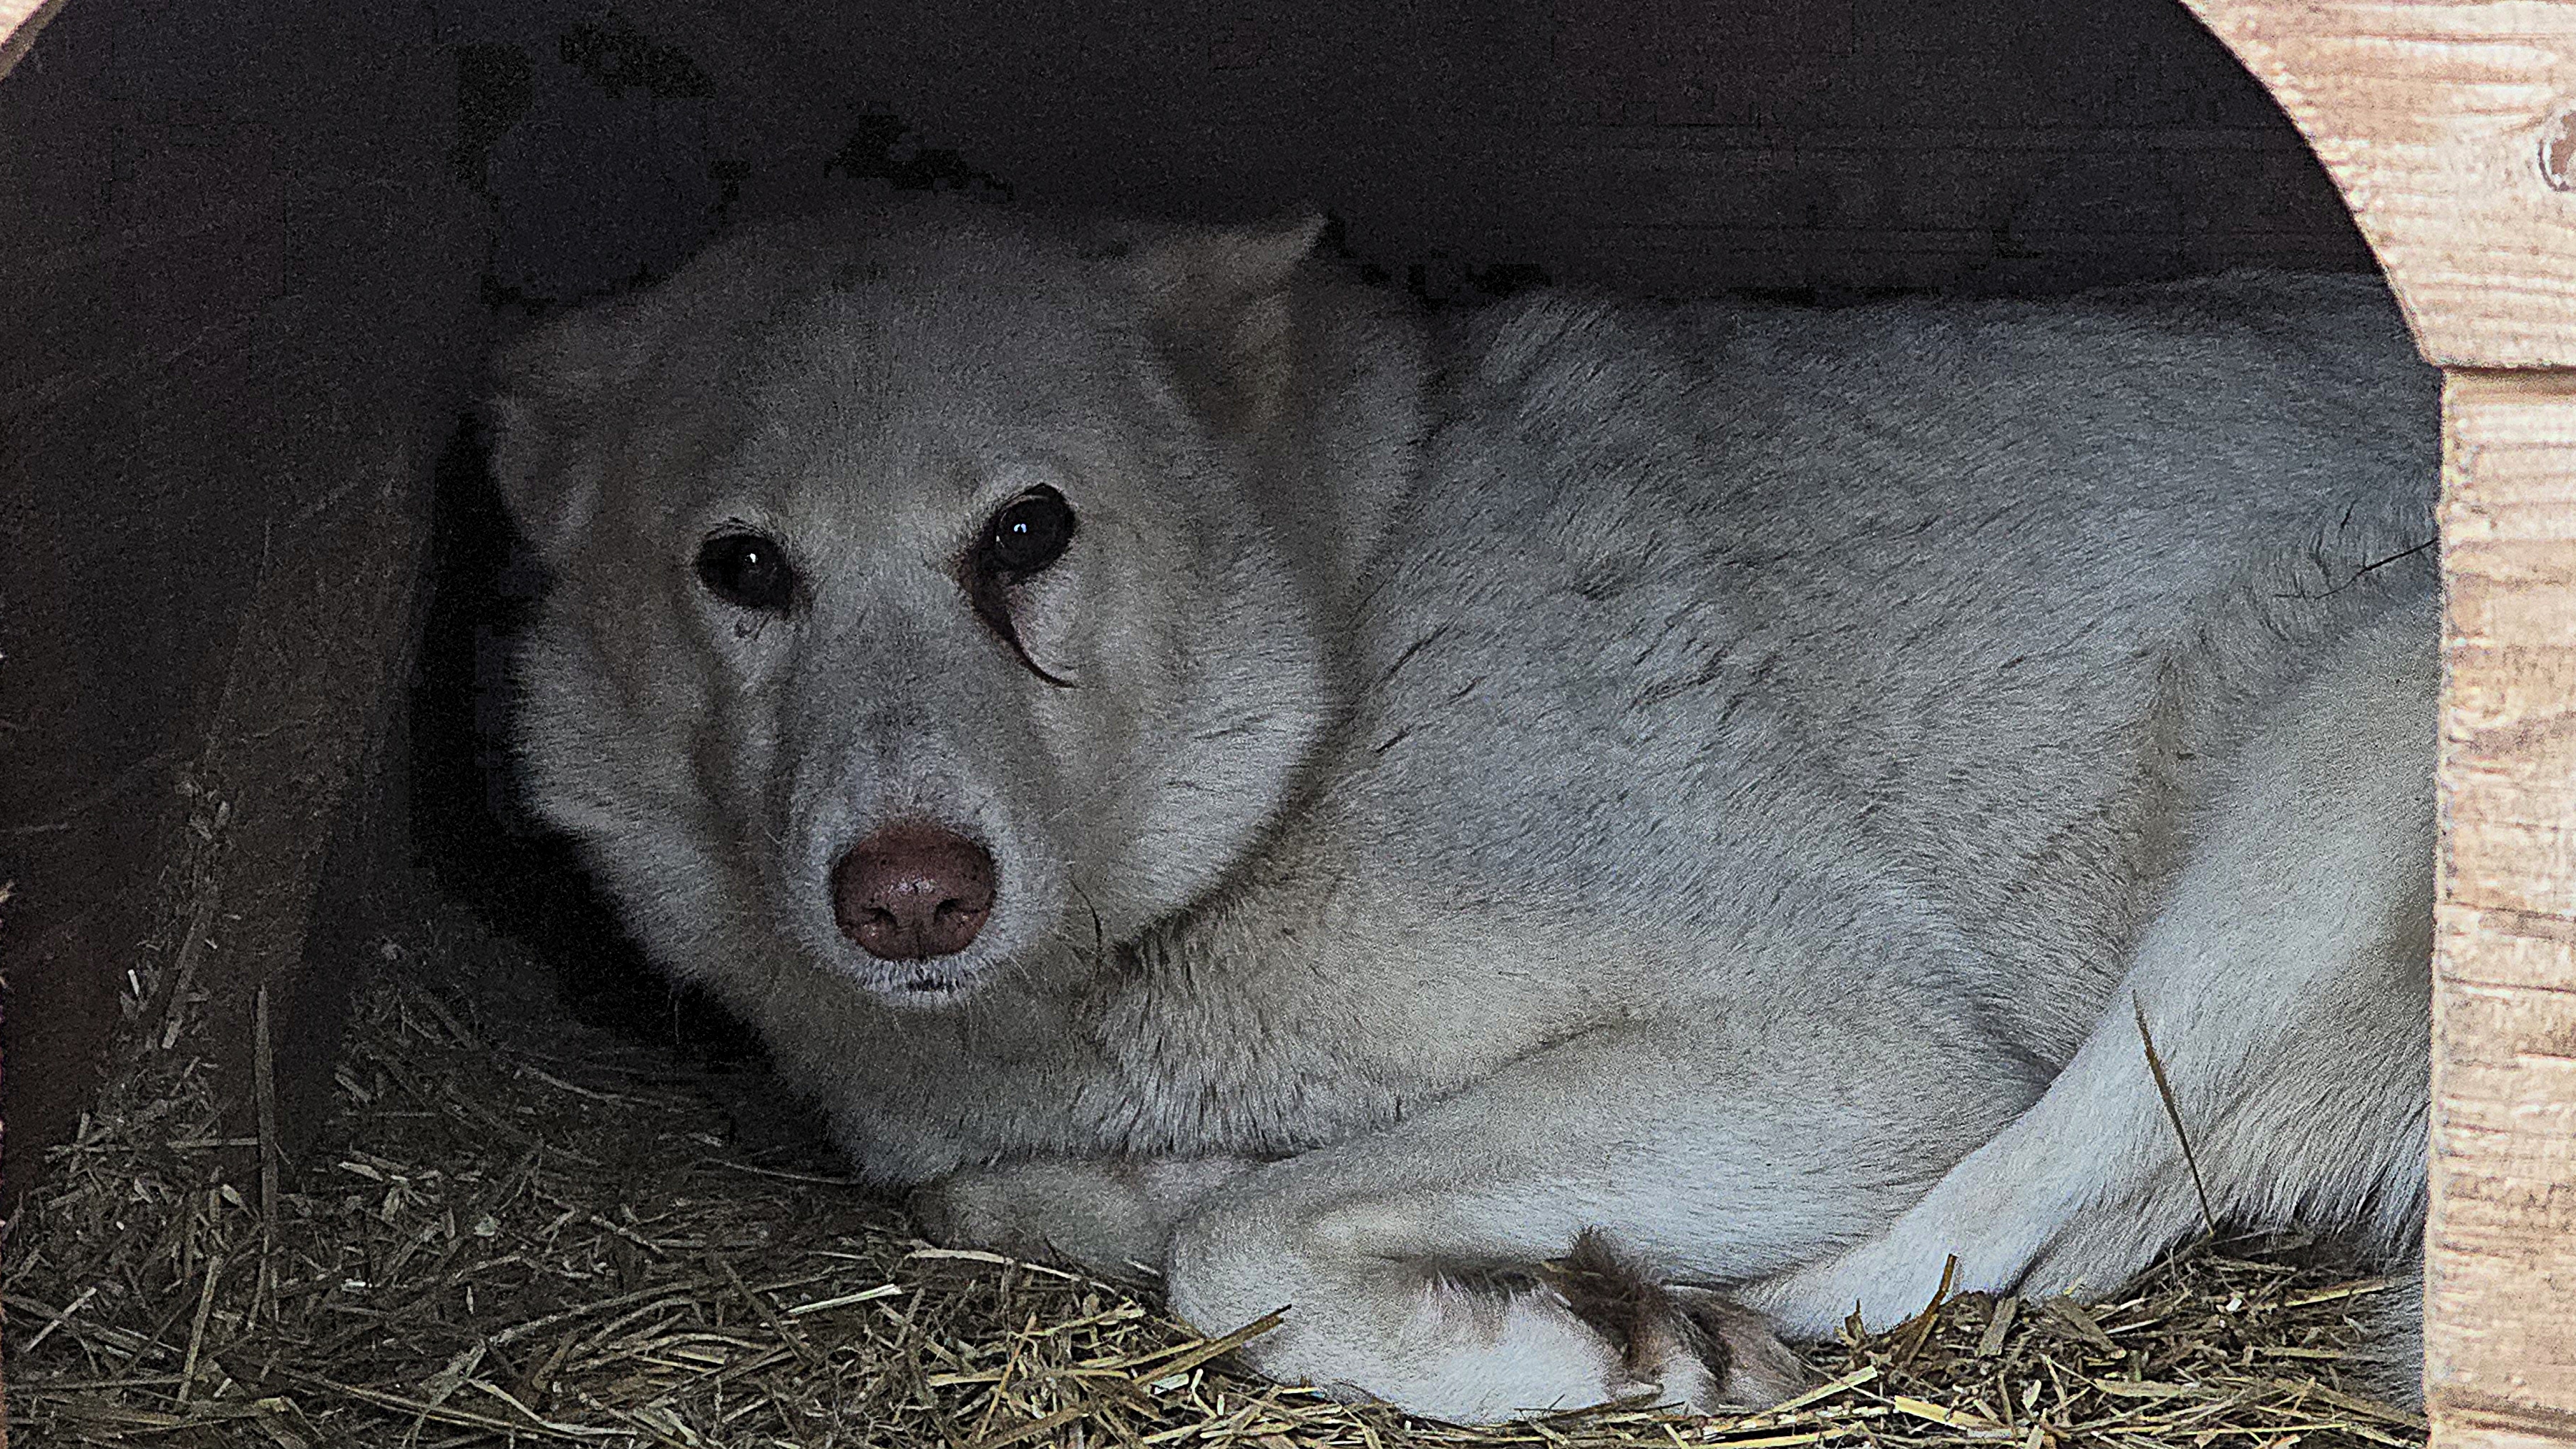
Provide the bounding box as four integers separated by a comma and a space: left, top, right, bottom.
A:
1127, 214, 1327, 439
482, 299, 650, 561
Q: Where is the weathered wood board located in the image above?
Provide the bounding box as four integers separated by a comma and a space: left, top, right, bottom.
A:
0, 31, 487, 1449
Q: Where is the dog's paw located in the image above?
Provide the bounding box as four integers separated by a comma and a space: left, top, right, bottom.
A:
904, 1169, 1016, 1251
911, 1156, 1254, 1282
1747, 1208, 2050, 1340
907, 1162, 1142, 1275
1543, 1232, 1815, 1412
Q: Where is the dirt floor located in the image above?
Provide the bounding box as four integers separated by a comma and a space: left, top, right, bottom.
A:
4, 891, 2434, 1449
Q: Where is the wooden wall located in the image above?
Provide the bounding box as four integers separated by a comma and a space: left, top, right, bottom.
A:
466, 0, 2375, 307
0, 0, 485, 1201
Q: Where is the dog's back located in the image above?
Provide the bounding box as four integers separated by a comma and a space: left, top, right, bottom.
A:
1337, 274, 2433, 1061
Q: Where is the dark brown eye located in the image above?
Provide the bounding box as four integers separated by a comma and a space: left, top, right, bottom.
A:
979, 487, 1076, 577
695, 531, 796, 612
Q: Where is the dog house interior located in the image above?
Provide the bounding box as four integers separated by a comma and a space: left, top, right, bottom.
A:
3, 0, 2572, 1444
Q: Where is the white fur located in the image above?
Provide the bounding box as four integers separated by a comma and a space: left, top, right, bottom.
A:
1750, 605, 2435, 1334
486, 204, 2440, 1420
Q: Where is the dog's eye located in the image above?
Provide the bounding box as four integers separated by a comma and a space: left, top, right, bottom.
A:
980, 487, 1076, 577
695, 532, 797, 612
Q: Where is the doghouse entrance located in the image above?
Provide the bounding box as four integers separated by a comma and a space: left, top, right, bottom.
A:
0, 0, 2461, 1443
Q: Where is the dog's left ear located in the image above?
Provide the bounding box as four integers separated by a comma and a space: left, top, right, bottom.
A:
483, 299, 638, 562
1131, 213, 1327, 437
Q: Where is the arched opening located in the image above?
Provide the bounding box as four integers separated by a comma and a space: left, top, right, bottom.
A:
6, 0, 2557, 1440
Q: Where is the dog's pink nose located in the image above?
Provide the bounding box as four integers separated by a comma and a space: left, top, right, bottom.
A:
831, 824, 996, 960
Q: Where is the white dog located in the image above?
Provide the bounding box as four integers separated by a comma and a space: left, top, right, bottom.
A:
486, 203, 2436, 1422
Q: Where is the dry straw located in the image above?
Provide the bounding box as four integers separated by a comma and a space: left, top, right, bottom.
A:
7, 914, 2424, 1448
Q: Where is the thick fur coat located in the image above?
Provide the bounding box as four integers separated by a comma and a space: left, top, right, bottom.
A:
486, 203, 2438, 1422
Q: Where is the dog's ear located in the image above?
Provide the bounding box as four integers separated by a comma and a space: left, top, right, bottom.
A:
1129, 213, 1327, 438
480, 294, 670, 562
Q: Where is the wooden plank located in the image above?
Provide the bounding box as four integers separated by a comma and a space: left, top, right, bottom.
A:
0, 0, 69, 84
2181, 1, 2576, 369
2434, 371, 2576, 1445
0, 0, 485, 1208
2446, 376, 2576, 923
2445, 1421, 2576, 1449
620, 0, 2366, 299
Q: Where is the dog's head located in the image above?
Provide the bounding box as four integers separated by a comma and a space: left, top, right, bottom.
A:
485, 205, 1367, 1006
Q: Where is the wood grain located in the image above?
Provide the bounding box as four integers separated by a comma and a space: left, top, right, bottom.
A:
2434, 371, 2576, 1443
2183, 1, 2576, 368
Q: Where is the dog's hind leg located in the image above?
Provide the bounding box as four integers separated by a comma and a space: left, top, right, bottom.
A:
1747, 603, 2436, 1395
1144, 992, 2039, 1423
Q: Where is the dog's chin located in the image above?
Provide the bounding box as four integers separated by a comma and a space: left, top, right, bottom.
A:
839, 957, 995, 1008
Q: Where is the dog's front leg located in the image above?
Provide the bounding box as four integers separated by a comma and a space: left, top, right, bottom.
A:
1158, 1025, 1845, 1424
911, 1153, 1261, 1282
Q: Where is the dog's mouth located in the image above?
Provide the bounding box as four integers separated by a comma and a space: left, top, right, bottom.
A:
834, 955, 991, 1008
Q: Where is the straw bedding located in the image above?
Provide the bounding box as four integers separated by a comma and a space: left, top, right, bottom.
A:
6, 897, 2428, 1448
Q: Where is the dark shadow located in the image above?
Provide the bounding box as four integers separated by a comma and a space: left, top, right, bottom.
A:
405, 415, 767, 1068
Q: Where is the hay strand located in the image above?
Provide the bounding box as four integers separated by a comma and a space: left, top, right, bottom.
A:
2132, 995, 2220, 1238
